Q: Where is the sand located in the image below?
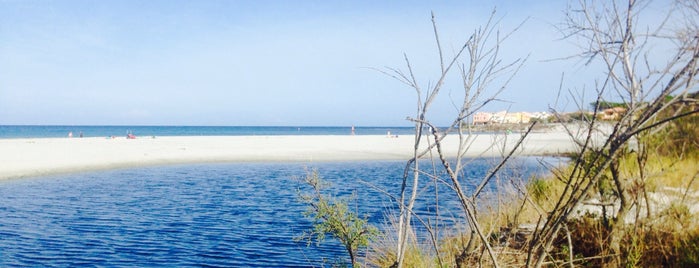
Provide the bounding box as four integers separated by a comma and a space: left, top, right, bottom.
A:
0, 129, 581, 180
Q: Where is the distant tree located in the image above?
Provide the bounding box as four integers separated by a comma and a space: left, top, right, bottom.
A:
590, 100, 628, 110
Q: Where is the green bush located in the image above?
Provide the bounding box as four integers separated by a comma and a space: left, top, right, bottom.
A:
296, 170, 378, 267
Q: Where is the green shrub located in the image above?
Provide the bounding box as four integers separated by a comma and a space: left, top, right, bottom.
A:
296, 169, 378, 267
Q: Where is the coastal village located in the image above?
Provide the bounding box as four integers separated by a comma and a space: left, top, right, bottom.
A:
472, 111, 551, 125
471, 107, 628, 125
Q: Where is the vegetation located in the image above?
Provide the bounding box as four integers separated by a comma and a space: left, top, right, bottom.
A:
526, 0, 699, 265
590, 101, 628, 110
549, 111, 595, 123
296, 169, 379, 267
297, 0, 698, 267
376, 9, 530, 267
528, 114, 699, 267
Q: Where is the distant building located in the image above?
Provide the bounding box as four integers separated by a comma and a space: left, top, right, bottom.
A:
473, 112, 493, 125
473, 111, 550, 125
530, 111, 551, 120
490, 111, 508, 124
503, 112, 531, 124
599, 107, 627, 121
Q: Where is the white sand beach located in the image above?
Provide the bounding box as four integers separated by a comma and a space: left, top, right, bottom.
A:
0, 129, 583, 180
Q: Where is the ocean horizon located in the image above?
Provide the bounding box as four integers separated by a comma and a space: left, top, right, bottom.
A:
0, 125, 416, 139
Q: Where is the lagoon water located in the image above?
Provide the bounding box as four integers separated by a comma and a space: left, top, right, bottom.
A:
0, 158, 558, 266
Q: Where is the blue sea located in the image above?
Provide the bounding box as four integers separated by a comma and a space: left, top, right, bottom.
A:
0, 125, 562, 266
0, 125, 415, 139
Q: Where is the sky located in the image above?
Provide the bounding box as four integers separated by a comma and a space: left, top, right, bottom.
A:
0, 0, 676, 126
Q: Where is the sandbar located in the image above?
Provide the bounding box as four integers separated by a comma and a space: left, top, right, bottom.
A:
0, 129, 583, 180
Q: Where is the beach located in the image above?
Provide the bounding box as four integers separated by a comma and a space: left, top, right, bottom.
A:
0, 130, 581, 180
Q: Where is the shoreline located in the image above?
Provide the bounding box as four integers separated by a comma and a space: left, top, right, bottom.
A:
0, 131, 581, 180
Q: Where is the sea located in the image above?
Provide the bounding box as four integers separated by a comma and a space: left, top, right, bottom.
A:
0, 125, 562, 266
0, 125, 416, 139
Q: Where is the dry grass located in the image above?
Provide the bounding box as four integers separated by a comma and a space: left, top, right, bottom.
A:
363, 112, 699, 266
533, 150, 699, 266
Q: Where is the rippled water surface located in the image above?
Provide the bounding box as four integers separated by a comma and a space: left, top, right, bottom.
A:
0, 159, 557, 266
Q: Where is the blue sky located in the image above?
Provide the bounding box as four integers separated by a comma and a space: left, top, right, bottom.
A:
0, 0, 672, 126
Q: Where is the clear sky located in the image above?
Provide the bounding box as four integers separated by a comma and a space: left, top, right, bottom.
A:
0, 0, 674, 126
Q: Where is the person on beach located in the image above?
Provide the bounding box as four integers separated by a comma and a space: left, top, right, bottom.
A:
68, 131, 73, 138
351, 125, 355, 135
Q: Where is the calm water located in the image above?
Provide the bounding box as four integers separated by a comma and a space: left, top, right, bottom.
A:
0, 158, 559, 266
0, 125, 415, 139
